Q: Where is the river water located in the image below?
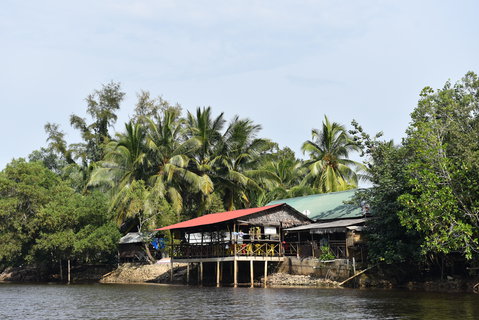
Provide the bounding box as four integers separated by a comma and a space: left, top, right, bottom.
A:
1, 283, 478, 319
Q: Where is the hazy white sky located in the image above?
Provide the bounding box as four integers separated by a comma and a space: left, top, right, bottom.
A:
1, 0, 478, 169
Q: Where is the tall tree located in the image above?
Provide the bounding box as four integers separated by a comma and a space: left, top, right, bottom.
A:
146, 107, 211, 216
399, 72, 479, 259
302, 116, 364, 193
70, 81, 125, 163
214, 116, 276, 210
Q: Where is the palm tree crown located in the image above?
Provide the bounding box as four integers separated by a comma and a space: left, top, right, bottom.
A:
302, 116, 364, 193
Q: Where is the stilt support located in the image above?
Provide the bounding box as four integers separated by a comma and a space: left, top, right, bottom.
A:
250, 260, 254, 288
186, 263, 190, 285
67, 259, 71, 284
216, 261, 220, 287
200, 262, 203, 285
234, 259, 238, 288
263, 260, 268, 287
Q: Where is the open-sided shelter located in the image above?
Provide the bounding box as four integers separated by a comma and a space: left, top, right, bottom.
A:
156, 203, 311, 287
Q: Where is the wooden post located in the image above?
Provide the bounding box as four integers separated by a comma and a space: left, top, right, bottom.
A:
187, 233, 191, 258
250, 260, 254, 288
216, 261, 220, 287
263, 260, 268, 287
220, 261, 223, 284
234, 259, 238, 288
60, 260, 63, 281
200, 262, 203, 285
186, 263, 190, 285
67, 259, 71, 284
170, 260, 174, 282
201, 232, 203, 258
297, 232, 301, 258
197, 263, 201, 284
279, 222, 283, 256
233, 223, 237, 257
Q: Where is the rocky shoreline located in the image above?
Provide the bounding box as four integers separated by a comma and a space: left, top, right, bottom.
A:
266, 273, 339, 287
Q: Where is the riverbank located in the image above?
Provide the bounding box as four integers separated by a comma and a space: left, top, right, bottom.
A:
100, 262, 178, 283
2, 261, 479, 293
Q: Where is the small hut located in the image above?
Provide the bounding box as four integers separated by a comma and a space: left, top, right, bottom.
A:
118, 232, 162, 263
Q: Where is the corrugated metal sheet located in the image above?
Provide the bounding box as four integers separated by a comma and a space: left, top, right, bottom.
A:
267, 189, 363, 221
118, 232, 145, 244
156, 204, 284, 231
285, 218, 367, 232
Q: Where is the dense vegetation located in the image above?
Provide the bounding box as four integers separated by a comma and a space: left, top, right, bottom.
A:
352, 71, 479, 276
2, 72, 479, 280
0, 83, 360, 271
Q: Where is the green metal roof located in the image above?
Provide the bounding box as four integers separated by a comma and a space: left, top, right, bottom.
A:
266, 189, 363, 221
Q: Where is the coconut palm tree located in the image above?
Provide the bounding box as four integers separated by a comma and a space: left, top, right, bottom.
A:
146, 108, 213, 216
88, 121, 149, 223
301, 116, 365, 193
213, 117, 277, 210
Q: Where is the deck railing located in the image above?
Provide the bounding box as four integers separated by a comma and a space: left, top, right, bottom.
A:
170, 241, 300, 259
169, 241, 348, 259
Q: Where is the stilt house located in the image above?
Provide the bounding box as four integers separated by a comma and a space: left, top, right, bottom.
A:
156, 203, 311, 287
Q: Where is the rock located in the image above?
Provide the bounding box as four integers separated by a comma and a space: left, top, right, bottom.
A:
265, 273, 340, 287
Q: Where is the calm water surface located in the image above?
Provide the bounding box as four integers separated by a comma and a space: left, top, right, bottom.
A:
1, 283, 478, 320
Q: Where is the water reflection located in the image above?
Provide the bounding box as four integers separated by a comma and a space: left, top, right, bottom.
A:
1, 283, 478, 320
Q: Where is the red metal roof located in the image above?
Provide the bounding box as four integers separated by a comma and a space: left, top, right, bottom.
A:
156, 204, 284, 231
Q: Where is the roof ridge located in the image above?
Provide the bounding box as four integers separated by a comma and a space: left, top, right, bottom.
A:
269, 188, 361, 203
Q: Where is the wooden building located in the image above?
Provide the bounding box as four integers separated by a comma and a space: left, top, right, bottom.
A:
156, 203, 311, 287
268, 190, 370, 261
285, 218, 367, 260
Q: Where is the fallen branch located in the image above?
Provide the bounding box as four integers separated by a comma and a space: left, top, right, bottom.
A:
339, 265, 377, 286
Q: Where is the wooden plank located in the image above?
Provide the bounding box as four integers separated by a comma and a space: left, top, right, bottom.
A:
339, 265, 376, 286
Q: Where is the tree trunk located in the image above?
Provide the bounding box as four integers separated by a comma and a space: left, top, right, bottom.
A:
144, 243, 156, 264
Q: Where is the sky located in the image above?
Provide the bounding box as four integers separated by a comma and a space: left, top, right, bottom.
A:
1, 0, 479, 170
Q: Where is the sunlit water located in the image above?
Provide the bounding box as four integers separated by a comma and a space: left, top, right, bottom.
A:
1, 283, 478, 319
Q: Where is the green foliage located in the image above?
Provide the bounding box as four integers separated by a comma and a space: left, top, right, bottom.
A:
0, 160, 120, 268
319, 245, 336, 261
302, 116, 365, 193
352, 71, 479, 265
0, 159, 59, 265
398, 72, 479, 259
347, 129, 422, 264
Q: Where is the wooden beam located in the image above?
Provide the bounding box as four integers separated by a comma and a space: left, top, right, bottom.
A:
186, 263, 190, 285
339, 265, 377, 286
200, 262, 203, 285
216, 261, 220, 287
